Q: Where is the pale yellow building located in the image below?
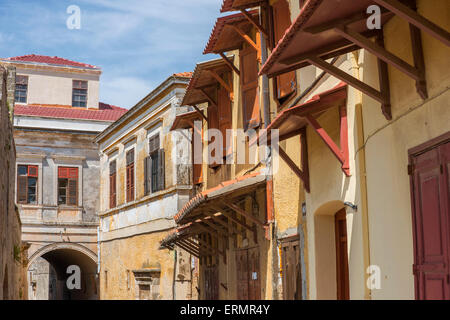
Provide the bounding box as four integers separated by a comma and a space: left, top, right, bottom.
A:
95, 73, 197, 300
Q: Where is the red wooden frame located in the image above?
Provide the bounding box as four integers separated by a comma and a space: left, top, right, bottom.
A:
305, 104, 350, 177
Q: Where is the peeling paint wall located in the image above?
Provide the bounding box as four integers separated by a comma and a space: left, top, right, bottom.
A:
0, 65, 28, 300
97, 77, 194, 300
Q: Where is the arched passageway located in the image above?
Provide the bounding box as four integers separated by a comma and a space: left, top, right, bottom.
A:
28, 246, 98, 300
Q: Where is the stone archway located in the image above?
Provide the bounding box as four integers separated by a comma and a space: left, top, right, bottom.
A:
27, 243, 98, 300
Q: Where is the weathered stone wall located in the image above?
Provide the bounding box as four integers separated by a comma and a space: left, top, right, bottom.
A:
0, 64, 28, 300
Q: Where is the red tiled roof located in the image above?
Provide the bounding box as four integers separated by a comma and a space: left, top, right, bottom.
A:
173, 72, 193, 78
174, 172, 264, 224
14, 103, 127, 122
203, 11, 258, 54
2, 54, 99, 69
220, 0, 264, 13
220, 0, 234, 12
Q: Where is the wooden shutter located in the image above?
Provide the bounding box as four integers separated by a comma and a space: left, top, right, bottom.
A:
410, 140, 450, 300
236, 249, 249, 300
17, 175, 28, 204
208, 100, 220, 167
218, 85, 232, 157
157, 149, 165, 191
281, 237, 302, 300
272, 0, 296, 100
67, 179, 78, 205
28, 165, 38, 177
240, 46, 260, 130
192, 126, 203, 185
144, 156, 152, 195
126, 150, 135, 202
204, 265, 219, 300
109, 161, 116, 208
149, 134, 160, 154
335, 209, 349, 300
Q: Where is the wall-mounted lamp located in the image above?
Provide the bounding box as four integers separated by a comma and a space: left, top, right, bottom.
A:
344, 201, 358, 211
301, 202, 307, 216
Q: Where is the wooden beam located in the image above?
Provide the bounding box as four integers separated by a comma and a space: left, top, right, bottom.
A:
176, 240, 200, 258
240, 9, 268, 38
201, 219, 230, 237
191, 104, 208, 122
220, 210, 255, 233
224, 202, 266, 227
375, 32, 392, 120
278, 147, 307, 185
306, 55, 386, 104
373, 0, 450, 47
409, 24, 428, 99
305, 111, 350, 177
300, 128, 310, 193
219, 52, 240, 76
207, 70, 232, 93
199, 88, 217, 108
334, 25, 420, 81
229, 24, 259, 52
304, 9, 389, 35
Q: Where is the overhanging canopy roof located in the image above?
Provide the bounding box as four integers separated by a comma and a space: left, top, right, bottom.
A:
263, 82, 347, 144
220, 0, 264, 13
204, 10, 258, 54
170, 110, 203, 131
260, 0, 395, 77
182, 56, 234, 106
174, 172, 266, 225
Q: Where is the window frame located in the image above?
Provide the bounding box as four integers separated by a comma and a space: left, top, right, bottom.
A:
16, 164, 38, 205
57, 166, 79, 206
126, 148, 135, 202
15, 75, 28, 104
72, 80, 88, 108
109, 159, 117, 209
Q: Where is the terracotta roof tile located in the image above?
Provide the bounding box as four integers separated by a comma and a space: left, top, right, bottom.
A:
2, 54, 99, 69
14, 103, 127, 122
173, 72, 193, 78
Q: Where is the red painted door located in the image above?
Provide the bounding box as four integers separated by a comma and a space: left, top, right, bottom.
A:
410, 139, 450, 300
335, 209, 350, 300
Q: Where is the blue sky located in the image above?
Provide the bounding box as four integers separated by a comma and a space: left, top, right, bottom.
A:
0, 0, 224, 109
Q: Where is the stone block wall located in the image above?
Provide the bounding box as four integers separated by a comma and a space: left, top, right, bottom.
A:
0, 64, 28, 300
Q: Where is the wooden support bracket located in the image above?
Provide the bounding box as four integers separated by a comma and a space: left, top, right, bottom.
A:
375, 32, 392, 120
224, 202, 266, 227
307, 55, 386, 106
305, 105, 350, 176
373, 0, 450, 47
334, 25, 420, 81
219, 53, 240, 76
240, 9, 268, 38
409, 24, 428, 100
191, 105, 208, 122
220, 209, 255, 234
278, 128, 310, 192
229, 24, 259, 52
207, 70, 233, 100
199, 88, 218, 108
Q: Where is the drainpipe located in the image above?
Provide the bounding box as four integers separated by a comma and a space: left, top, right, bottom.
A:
351, 52, 372, 300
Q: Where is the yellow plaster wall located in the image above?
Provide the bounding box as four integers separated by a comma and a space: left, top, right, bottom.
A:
359, 0, 450, 300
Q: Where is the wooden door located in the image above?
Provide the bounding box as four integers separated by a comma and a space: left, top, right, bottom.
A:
204, 265, 219, 300
335, 209, 349, 300
240, 46, 260, 130
236, 247, 261, 300
410, 138, 450, 300
281, 237, 302, 300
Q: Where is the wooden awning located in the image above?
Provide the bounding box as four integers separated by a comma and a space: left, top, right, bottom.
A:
182, 56, 234, 107
260, 0, 450, 120
260, 82, 349, 191
170, 110, 203, 131
174, 172, 266, 224
160, 173, 267, 260
260, 0, 394, 77
221, 0, 264, 13
203, 10, 259, 55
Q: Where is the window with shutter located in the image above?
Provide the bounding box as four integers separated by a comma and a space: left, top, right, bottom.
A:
57, 166, 78, 206
144, 156, 152, 195
272, 0, 297, 101
148, 134, 165, 193
126, 149, 135, 202
218, 83, 232, 157
192, 126, 203, 185
72, 80, 88, 108
240, 46, 260, 130
15, 75, 28, 103
17, 164, 38, 204
109, 160, 116, 208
